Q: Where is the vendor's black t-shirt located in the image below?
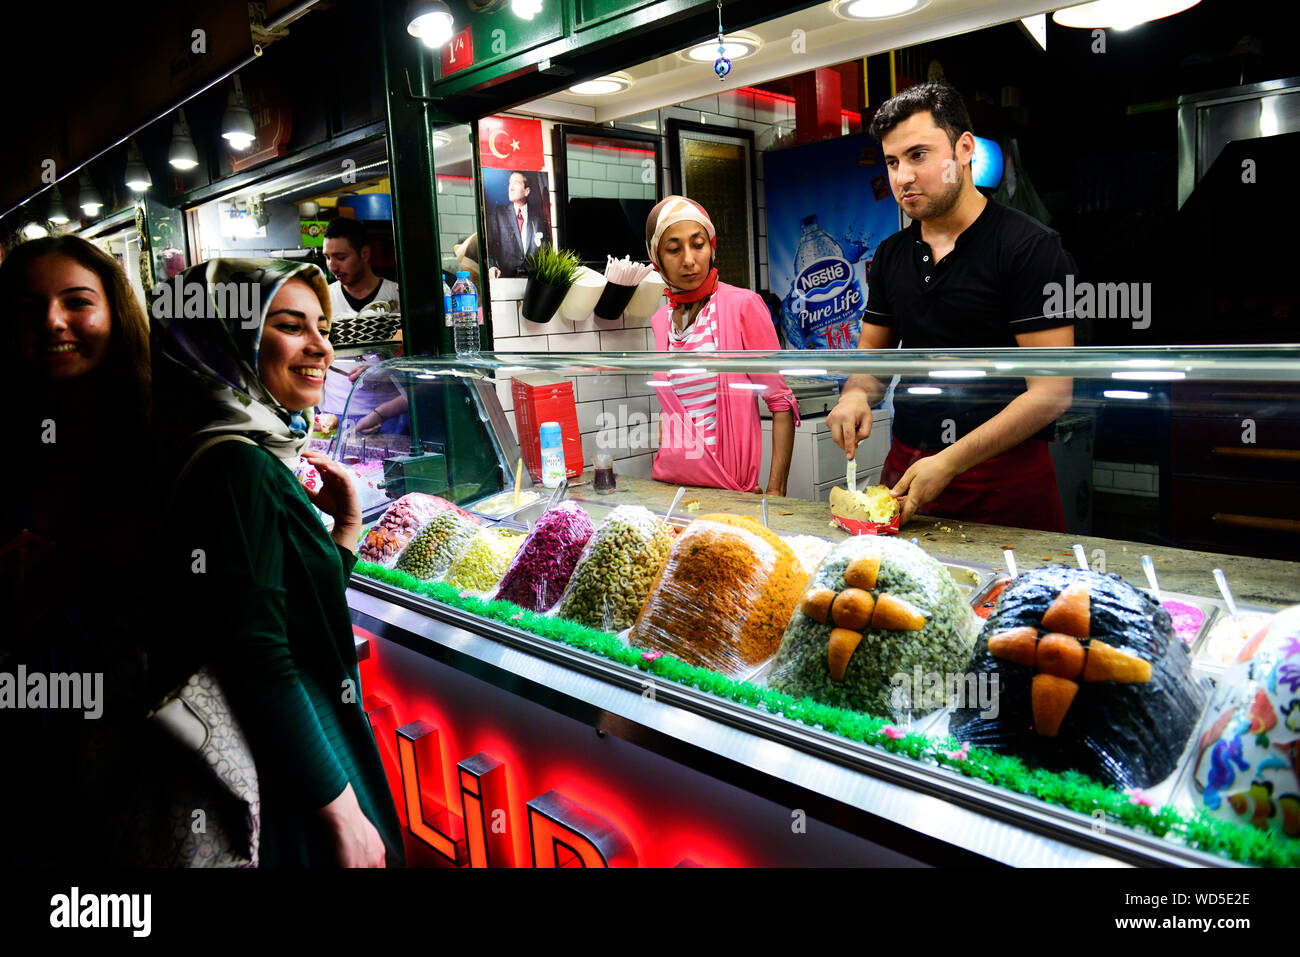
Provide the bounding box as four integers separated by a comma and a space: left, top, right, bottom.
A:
864, 199, 1076, 449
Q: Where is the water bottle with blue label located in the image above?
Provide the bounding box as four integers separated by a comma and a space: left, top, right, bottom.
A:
783, 214, 865, 350
451, 270, 479, 356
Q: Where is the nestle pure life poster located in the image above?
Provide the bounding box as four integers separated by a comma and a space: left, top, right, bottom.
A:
764, 133, 899, 350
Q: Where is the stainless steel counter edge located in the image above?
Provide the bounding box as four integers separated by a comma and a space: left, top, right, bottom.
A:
348, 578, 1237, 868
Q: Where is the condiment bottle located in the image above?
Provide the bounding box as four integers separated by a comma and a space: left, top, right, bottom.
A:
539, 421, 566, 489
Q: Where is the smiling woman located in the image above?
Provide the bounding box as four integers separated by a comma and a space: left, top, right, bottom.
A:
0, 235, 154, 867
148, 259, 405, 867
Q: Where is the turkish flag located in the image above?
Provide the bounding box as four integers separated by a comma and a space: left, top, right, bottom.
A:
479, 115, 545, 170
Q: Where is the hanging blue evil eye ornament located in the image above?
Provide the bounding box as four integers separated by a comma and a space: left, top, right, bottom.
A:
714, 37, 731, 80
712, 1, 731, 81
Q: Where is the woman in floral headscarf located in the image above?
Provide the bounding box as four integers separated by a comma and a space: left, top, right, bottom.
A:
645, 196, 798, 495
151, 259, 403, 868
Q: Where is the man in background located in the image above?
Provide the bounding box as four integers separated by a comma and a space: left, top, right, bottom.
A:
319, 218, 405, 436
323, 218, 400, 317
487, 170, 550, 279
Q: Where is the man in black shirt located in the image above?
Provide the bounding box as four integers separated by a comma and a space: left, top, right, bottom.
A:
826, 82, 1075, 531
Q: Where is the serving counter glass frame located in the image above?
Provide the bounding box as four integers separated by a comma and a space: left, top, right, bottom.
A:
338, 345, 1300, 868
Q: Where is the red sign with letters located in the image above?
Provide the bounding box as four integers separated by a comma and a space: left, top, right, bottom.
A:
355, 626, 742, 867
441, 26, 475, 76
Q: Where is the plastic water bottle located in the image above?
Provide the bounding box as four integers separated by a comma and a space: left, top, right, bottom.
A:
795, 215, 845, 271
443, 277, 453, 322
451, 270, 479, 356
538, 421, 566, 488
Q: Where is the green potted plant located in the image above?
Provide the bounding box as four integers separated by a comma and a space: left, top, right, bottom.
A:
521, 246, 582, 323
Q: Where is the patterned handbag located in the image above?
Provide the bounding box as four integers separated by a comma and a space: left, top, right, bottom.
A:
146, 434, 263, 867
147, 666, 261, 867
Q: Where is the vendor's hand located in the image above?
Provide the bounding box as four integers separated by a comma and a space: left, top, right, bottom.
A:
348, 362, 372, 383
826, 391, 873, 458
317, 784, 386, 868
301, 450, 362, 541
355, 411, 385, 434
488, 266, 501, 281
890, 452, 959, 527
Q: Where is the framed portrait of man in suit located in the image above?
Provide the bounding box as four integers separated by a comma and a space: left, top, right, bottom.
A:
484, 168, 553, 279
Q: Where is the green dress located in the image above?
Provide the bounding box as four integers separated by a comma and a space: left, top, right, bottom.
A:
169, 440, 404, 867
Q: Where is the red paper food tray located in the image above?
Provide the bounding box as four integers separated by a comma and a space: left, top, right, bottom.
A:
512, 376, 584, 481
831, 514, 902, 536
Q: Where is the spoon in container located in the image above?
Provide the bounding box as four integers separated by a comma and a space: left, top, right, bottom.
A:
1073, 544, 1089, 570
1141, 555, 1162, 604
1213, 568, 1242, 624
1003, 548, 1018, 579
846, 458, 857, 493
761, 496, 769, 528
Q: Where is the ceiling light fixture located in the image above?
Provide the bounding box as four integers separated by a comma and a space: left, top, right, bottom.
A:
511, 0, 543, 19
681, 31, 761, 64
47, 191, 70, 225
169, 109, 199, 170
124, 138, 152, 192
23, 221, 49, 240
78, 173, 103, 216
406, 0, 454, 47
832, 0, 929, 21
1052, 0, 1201, 31
222, 76, 257, 151
567, 72, 633, 96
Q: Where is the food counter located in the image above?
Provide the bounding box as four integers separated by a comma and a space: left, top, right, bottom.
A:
335, 349, 1300, 868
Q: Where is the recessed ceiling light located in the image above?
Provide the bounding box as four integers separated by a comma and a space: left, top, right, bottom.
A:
1052, 0, 1201, 31
680, 32, 761, 64
568, 72, 633, 96
833, 0, 930, 21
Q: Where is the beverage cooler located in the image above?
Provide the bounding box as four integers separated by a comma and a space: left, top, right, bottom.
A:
325, 347, 1300, 868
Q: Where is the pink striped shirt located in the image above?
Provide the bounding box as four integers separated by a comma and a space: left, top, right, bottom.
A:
666, 299, 720, 446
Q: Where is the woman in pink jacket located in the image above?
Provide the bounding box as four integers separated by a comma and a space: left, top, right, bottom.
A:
646, 196, 798, 494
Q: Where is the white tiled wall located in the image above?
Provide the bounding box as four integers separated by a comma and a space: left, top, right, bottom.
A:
492, 368, 662, 480
436, 176, 477, 264
1093, 460, 1159, 498
484, 92, 792, 481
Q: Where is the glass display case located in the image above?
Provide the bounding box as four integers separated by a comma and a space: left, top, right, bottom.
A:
337, 346, 1300, 868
